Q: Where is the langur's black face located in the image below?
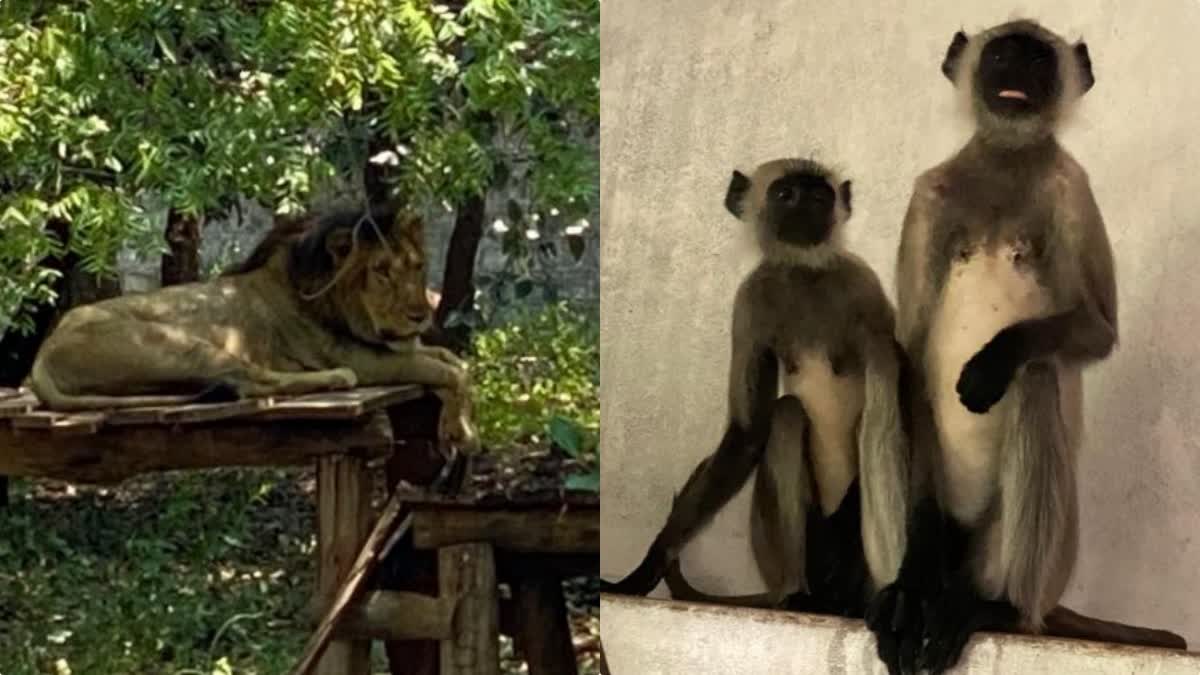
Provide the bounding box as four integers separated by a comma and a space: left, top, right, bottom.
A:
975, 32, 1061, 116
725, 166, 850, 249
764, 171, 838, 246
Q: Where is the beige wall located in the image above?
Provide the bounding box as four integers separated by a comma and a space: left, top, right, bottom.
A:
600, 0, 1200, 648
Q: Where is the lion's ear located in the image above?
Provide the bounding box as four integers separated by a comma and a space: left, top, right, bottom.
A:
325, 228, 354, 262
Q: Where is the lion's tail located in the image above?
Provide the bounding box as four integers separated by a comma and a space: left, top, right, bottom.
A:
27, 358, 220, 411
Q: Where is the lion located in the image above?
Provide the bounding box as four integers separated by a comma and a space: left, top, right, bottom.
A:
25, 203, 478, 451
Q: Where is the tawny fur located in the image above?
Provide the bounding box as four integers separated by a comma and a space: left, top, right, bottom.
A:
26, 207, 479, 451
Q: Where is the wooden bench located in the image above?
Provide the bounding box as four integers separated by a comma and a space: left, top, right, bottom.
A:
383, 494, 600, 675
0, 386, 600, 675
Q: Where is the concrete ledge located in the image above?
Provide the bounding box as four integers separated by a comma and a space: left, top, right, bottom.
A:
601, 594, 1200, 674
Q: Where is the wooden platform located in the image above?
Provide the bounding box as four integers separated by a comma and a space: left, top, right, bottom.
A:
0, 385, 422, 484
0, 385, 601, 675
0, 385, 429, 675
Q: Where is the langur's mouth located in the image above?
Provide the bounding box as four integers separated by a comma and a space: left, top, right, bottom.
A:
997, 89, 1029, 100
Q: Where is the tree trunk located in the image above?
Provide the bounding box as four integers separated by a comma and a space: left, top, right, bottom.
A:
162, 209, 201, 286
428, 194, 486, 352
364, 134, 398, 207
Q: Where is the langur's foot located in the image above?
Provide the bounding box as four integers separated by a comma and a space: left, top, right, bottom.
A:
919, 581, 1019, 673
866, 582, 928, 675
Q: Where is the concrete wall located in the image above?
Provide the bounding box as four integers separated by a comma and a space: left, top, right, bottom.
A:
600, 0, 1200, 649
602, 595, 1200, 674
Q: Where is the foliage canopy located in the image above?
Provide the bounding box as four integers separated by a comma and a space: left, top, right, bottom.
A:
0, 0, 598, 335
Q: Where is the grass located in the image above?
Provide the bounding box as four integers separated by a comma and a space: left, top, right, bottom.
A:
0, 470, 317, 675
0, 304, 601, 674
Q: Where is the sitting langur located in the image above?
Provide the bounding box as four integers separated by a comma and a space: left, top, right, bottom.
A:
601, 159, 909, 615
866, 20, 1118, 674
26, 204, 478, 452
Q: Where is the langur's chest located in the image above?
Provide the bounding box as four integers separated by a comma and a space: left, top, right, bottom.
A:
927, 245, 1056, 523
768, 289, 863, 378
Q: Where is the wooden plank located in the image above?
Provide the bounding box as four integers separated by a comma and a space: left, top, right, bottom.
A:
11, 411, 107, 435
290, 489, 415, 675
105, 397, 270, 426
398, 492, 601, 510
439, 543, 499, 675
313, 454, 374, 675
328, 591, 456, 642
257, 385, 424, 421
413, 508, 599, 554
0, 412, 394, 484
0, 387, 23, 401
513, 578, 578, 675
0, 392, 39, 419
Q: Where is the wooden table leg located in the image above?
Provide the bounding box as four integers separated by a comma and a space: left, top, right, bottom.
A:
314, 454, 373, 675
383, 551, 440, 675
513, 577, 579, 675
382, 396, 446, 675
439, 543, 499, 675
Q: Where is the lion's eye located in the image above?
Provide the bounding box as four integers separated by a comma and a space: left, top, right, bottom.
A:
373, 261, 390, 275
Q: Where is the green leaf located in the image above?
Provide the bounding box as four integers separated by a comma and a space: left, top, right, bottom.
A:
154, 31, 178, 64
548, 415, 584, 456
565, 471, 599, 493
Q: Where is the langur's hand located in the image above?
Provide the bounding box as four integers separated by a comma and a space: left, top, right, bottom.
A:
956, 326, 1023, 414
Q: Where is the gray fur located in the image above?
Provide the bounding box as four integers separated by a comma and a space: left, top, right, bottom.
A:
608, 158, 909, 606
752, 395, 813, 601
894, 19, 1116, 631
999, 361, 1079, 630
858, 334, 910, 589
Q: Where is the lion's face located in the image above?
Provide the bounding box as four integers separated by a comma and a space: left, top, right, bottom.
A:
329, 213, 433, 348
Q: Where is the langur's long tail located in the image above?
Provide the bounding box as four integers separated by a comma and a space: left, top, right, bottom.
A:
857, 336, 911, 592
663, 489, 784, 609
663, 557, 782, 608
999, 361, 1077, 632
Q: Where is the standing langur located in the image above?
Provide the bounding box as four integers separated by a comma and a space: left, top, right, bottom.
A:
867, 20, 1117, 675
601, 159, 910, 616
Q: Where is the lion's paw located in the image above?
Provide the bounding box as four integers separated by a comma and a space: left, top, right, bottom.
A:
427, 346, 468, 371
440, 409, 480, 454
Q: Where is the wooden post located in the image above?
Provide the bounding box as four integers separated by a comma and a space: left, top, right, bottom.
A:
384, 395, 444, 675
439, 543, 499, 675
314, 454, 373, 675
513, 577, 578, 675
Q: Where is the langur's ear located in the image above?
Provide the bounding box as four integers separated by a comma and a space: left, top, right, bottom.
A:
942, 30, 969, 82
839, 180, 852, 213
1074, 41, 1094, 94
725, 170, 751, 219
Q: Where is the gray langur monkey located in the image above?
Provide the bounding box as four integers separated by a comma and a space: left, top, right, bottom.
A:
866, 19, 1120, 675
600, 158, 910, 617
